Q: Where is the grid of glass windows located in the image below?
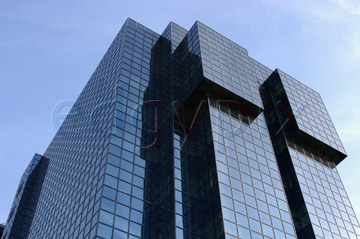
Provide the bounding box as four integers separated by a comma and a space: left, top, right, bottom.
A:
196, 22, 263, 109
173, 130, 184, 239
249, 57, 273, 86
161, 22, 188, 53
277, 70, 345, 154
2, 154, 49, 239
97, 19, 160, 239
261, 67, 357, 238
288, 143, 360, 239
3, 18, 358, 239
20, 19, 160, 239
208, 98, 297, 239
171, 21, 204, 104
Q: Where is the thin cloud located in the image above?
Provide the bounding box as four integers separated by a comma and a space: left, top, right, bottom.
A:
260, 0, 358, 23
334, 0, 360, 15
336, 29, 360, 67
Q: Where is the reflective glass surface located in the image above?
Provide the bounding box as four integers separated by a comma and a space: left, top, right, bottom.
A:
3, 18, 359, 239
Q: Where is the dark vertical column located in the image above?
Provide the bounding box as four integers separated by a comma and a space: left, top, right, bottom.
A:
260, 72, 315, 239
142, 35, 175, 239
171, 26, 225, 238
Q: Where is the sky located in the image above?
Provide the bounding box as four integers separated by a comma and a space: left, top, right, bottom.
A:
1, 0, 360, 224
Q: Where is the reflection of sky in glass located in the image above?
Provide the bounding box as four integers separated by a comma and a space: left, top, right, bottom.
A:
1, 0, 360, 233
209, 103, 297, 238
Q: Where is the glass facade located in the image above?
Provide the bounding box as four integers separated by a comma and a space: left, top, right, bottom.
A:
2, 18, 359, 239
1, 154, 49, 239
0, 224, 4, 238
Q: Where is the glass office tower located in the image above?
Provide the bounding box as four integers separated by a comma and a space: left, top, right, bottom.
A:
2, 18, 359, 239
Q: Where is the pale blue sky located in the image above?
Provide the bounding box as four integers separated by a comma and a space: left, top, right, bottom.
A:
1, 0, 360, 223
